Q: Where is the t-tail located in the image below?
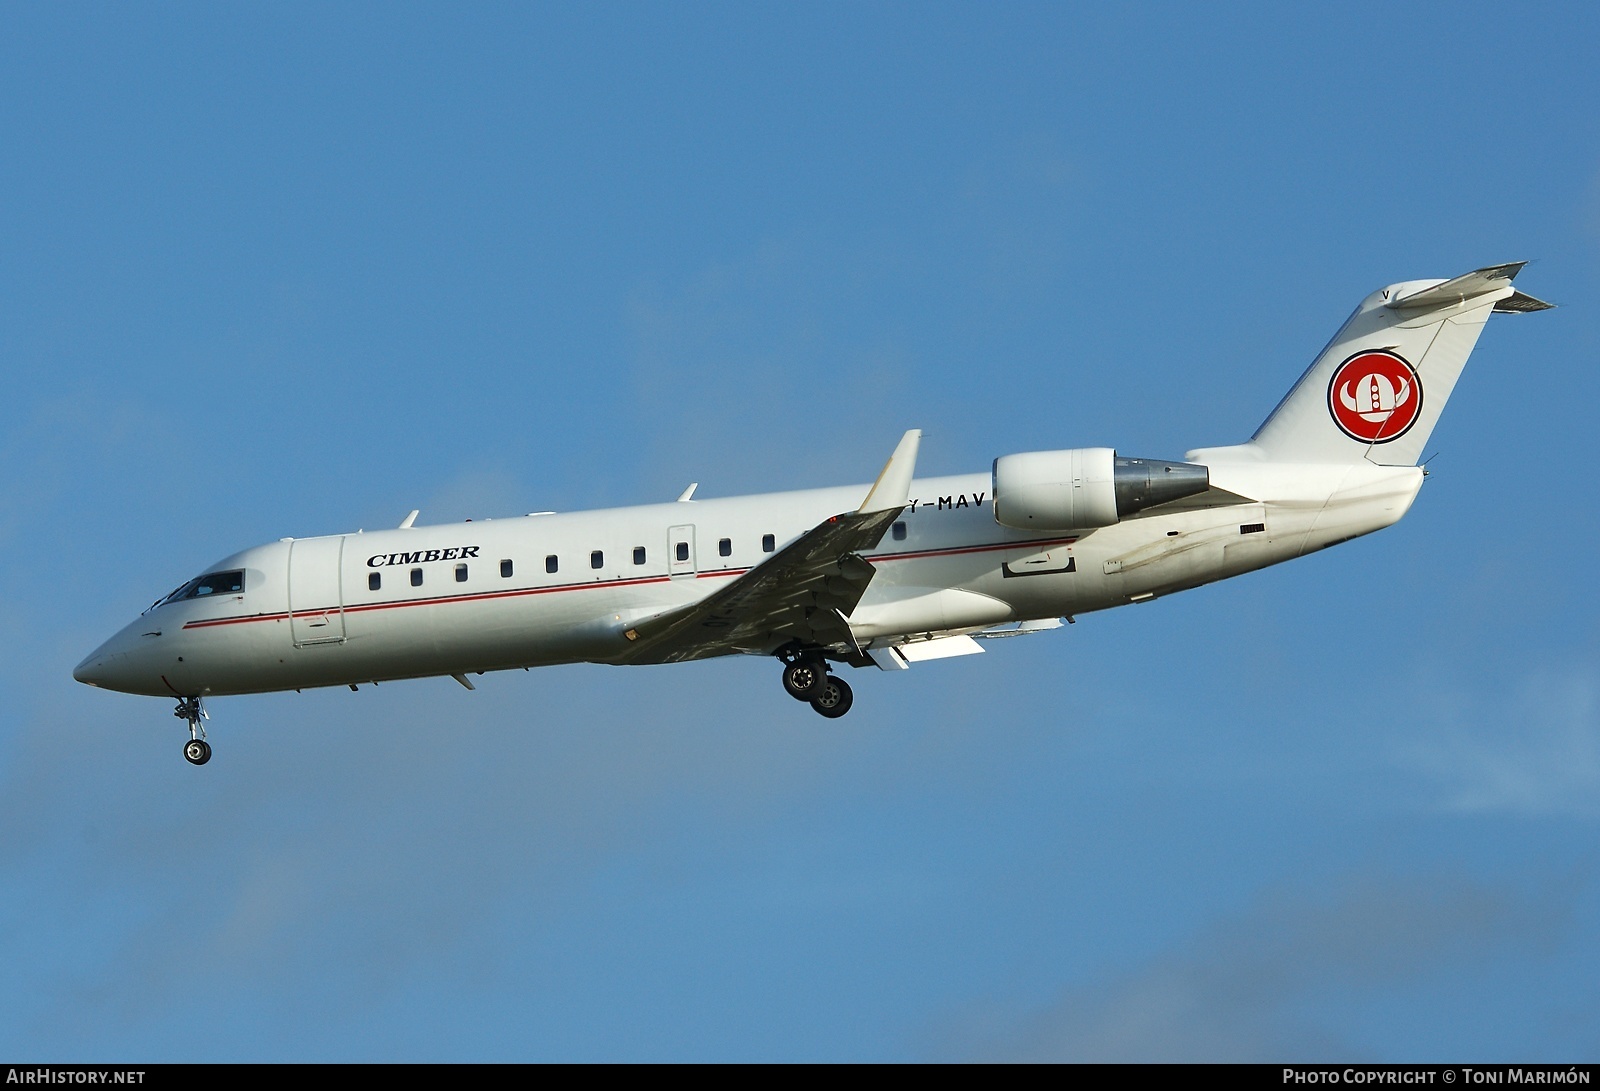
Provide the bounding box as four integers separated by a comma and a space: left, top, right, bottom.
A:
1192, 263, 1552, 467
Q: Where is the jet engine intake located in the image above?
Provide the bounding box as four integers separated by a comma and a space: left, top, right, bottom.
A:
992, 448, 1209, 531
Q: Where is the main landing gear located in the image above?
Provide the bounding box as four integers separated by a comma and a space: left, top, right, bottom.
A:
175, 696, 211, 765
779, 653, 854, 719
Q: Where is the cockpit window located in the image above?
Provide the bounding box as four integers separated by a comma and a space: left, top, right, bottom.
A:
159, 569, 245, 607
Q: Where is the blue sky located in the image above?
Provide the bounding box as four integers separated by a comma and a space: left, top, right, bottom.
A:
2, 2, 1596, 1061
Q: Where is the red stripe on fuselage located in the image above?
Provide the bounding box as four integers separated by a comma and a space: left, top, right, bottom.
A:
182, 573, 675, 629
179, 534, 1078, 629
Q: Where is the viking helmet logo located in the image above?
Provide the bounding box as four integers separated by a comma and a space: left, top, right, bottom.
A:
1327, 350, 1423, 443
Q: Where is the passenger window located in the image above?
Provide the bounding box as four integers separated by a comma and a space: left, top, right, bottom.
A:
719, 538, 731, 557
455, 564, 468, 582
410, 568, 423, 587
762, 533, 775, 553
368, 572, 381, 591
676, 542, 689, 562
500, 559, 513, 578
633, 546, 646, 566
590, 550, 603, 569
892, 522, 907, 541
546, 555, 558, 573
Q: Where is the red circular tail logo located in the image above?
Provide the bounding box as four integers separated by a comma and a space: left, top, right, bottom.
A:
1328, 350, 1422, 444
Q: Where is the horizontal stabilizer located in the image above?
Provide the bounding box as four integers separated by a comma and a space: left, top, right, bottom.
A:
1494, 290, 1555, 313
1389, 262, 1526, 311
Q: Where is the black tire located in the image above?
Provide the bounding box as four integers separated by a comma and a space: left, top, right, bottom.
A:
810, 676, 853, 718
184, 739, 211, 766
782, 659, 829, 701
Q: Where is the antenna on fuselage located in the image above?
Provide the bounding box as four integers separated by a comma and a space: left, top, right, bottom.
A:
399, 509, 419, 529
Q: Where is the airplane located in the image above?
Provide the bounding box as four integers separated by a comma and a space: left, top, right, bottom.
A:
74, 263, 1551, 765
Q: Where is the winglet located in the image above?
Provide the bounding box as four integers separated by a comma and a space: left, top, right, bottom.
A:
858, 429, 921, 513
399, 510, 419, 529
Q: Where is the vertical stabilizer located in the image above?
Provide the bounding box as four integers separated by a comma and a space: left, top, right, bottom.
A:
1201, 263, 1546, 466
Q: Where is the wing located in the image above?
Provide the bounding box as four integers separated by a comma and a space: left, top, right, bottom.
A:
612, 430, 921, 665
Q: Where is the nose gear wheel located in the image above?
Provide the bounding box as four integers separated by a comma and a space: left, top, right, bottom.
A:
174, 696, 211, 765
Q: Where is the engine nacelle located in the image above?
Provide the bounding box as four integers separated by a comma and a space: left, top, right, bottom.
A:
992, 448, 1210, 531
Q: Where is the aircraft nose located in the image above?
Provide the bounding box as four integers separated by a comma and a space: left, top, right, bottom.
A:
73, 627, 151, 693
73, 649, 124, 688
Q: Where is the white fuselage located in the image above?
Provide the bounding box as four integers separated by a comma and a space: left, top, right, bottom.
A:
75, 459, 1423, 699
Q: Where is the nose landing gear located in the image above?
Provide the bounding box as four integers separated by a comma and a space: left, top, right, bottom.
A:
175, 696, 211, 765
